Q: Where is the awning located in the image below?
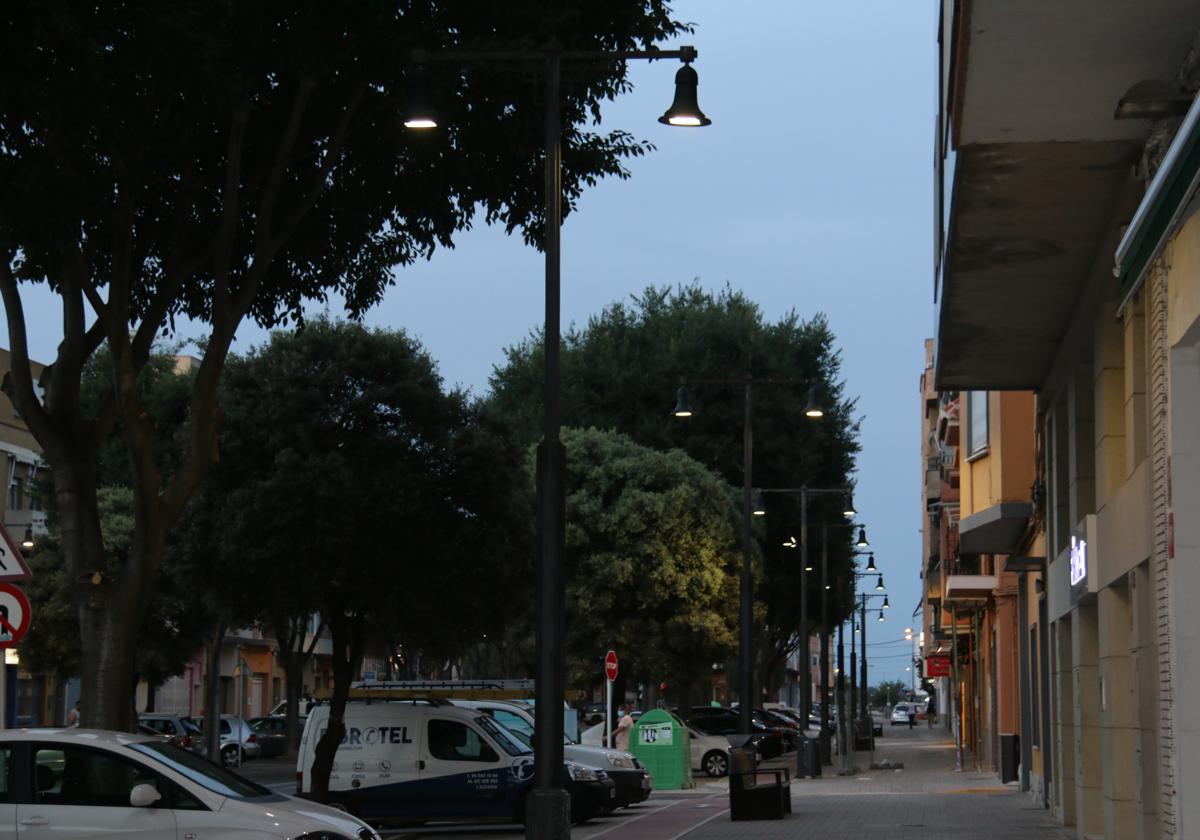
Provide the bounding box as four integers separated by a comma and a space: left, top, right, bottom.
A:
1114, 93, 1200, 311
0, 442, 43, 466
958, 502, 1031, 555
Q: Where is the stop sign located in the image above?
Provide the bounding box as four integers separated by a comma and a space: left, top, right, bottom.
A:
604, 650, 618, 682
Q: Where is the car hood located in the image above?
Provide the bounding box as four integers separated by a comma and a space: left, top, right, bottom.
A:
564, 744, 638, 770
220, 794, 376, 839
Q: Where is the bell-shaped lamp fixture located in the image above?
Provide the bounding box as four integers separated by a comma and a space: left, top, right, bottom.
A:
856, 525, 869, 548
865, 553, 877, 572
878, 609, 885, 622
842, 493, 856, 518
875, 574, 885, 591
658, 62, 711, 127
752, 489, 766, 516
804, 387, 824, 419
21, 527, 34, 549
883, 595, 890, 609
402, 65, 438, 129
782, 535, 797, 549
854, 624, 860, 634
672, 385, 693, 418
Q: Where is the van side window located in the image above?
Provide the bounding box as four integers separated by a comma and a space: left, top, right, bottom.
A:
428, 720, 498, 763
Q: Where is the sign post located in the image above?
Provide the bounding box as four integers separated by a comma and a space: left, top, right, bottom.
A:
604, 650, 618, 749
0, 524, 33, 583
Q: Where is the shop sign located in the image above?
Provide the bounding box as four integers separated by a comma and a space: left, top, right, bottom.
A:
925, 656, 950, 678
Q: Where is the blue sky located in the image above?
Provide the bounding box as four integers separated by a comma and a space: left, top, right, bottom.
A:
16, 2, 936, 685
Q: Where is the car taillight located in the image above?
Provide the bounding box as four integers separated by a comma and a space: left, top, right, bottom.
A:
247, 733, 256, 743
182, 735, 192, 748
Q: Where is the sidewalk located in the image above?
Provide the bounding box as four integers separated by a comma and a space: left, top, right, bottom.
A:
680, 725, 1074, 840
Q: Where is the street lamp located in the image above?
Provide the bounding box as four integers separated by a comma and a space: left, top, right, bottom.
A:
856, 525, 869, 547
408, 43, 709, 840
674, 381, 824, 737
20, 528, 34, 550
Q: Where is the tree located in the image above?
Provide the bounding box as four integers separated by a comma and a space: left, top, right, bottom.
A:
207, 319, 531, 794
554, 427, 741, 709
489, 285, 861, 687
870, 680, 908, 708
0, 1, 689, 729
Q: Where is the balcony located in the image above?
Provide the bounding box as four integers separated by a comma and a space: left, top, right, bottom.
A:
934, 0, 1198, 390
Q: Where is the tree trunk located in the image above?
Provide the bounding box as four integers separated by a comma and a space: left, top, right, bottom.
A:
310, 609, 365, 802
145, 681, 157, 713
273, 614, 320, 760
204, 621, 226, 763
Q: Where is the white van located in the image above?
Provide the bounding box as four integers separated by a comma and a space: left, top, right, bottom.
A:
448, 699, 651, 807
296, 700, 613, 825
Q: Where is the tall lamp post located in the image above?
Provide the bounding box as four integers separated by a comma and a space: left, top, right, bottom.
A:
767, 489, 859, 763
858, 587, 888, 743
673, 381, 824, 736
409, 44, 709, 840
843, 560, 880, 756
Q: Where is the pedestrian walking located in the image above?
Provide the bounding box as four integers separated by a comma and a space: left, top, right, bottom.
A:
908, 704, 916, 729
66, 700, 81, 727
613, 704, 634, 751
926, 696, 935, 728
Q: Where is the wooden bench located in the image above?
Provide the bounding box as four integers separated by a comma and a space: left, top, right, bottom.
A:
728, 746, 791, 820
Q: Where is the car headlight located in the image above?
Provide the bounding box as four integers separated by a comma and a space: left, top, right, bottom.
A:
567, 762, 598, 781
607, 754, 635, 770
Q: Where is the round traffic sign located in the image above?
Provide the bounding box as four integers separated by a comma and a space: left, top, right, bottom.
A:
0, 583, 31, 649
604, 650, 618, 682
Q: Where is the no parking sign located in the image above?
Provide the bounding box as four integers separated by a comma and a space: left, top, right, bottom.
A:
0, 583, 31, 649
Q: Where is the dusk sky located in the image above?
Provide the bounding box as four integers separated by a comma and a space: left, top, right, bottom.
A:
18, 2, 935, 685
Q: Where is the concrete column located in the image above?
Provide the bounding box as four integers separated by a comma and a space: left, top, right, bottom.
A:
1068, 365, 1096, 527
1054, 618, 1077, 827
1171, 327, 1200, 839
1094, 303, 1126, 508
1123, 298, 1149, 475
1072, 604, 1102, 840
1129, 562, 1160, 840
1097, 582, 1137, 838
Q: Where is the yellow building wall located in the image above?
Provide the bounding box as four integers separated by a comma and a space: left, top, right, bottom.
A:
1167, 213, 1200, 348
960, 392, 1036, 517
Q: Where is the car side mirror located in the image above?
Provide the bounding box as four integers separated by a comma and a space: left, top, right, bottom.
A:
129, 784, 162, 808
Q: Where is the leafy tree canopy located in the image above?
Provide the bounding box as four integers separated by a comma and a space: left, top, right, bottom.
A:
489, 285, 862, 674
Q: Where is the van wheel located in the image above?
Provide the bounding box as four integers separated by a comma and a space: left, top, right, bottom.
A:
702, 750, 729, 777
220, 746, 242, 767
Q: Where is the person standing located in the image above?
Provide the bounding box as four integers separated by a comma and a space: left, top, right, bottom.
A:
66, 700, 81, 727
613, 705, 634, 751
907, 703, 916, 730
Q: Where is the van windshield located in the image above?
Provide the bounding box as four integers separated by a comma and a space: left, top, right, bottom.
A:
477, 716, 532, 756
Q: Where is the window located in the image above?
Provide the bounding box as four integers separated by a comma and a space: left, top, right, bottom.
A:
130, 741, 264, 800
0, 745, 12, 803
32, 744, 196, 808
1030, 625, 1040, 747
7, 479, 21, 511
967, 391, 989, 456
427, 720, 498, 763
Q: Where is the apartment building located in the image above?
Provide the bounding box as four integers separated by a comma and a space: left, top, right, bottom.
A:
932, 2, 1200, 837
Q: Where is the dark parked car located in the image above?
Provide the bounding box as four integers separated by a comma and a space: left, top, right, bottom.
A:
688, 706, 782, 759
248, 715, 304, 758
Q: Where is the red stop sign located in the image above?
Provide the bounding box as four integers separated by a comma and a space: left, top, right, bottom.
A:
604, 650, 618, 682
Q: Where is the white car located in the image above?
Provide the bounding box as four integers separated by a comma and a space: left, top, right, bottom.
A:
0, 728, 379, 839
580, 722, 731, 777
891, 703, 913, 725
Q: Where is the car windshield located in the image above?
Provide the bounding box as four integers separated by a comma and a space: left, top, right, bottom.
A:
128, 741, 271, 799
476, 716, 532, 757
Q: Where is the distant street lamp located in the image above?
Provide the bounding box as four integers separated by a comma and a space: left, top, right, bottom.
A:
675, 379, 824, 736
408, 43, 709, 840
20, 528, 34, 550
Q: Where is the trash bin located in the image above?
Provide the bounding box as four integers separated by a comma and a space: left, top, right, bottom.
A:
630, 709, 693, 790
853, 718, 874, 752
795, 735, 821, 779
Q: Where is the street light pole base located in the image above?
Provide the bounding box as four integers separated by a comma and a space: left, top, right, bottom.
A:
525, 788, 571, 840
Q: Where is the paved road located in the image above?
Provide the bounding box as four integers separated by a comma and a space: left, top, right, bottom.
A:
239, 726, 1072, 839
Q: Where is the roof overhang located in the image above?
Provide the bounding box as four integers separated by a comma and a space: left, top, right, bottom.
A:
1003, 555, 1046, 574
958, 502, 1032, 555
944, 574, 999, 603
935, 0, 1199, 391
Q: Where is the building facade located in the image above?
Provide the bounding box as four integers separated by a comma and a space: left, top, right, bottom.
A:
932, 1, 1200, 837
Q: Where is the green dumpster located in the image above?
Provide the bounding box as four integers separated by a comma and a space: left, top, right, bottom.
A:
630, 709, 694, 790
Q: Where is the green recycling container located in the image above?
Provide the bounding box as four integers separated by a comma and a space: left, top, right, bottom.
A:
630, 708, 693, 790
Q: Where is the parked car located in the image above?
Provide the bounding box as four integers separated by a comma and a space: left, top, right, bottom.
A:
196, 714, 261, 766
247, 715, 302, 758
137, 713, 201, 752
581, 702, 607, 726
757, 708, 802, 751
891, 703, 912, 725
3, 728, 379, 839
688, 726, 732, 777
688, 707, 781, 759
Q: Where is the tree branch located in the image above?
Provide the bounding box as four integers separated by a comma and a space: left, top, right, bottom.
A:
256, 76, 317, 251
0, 257, 58, 450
